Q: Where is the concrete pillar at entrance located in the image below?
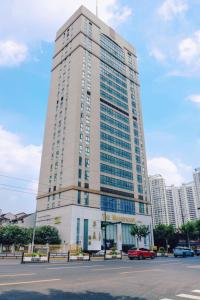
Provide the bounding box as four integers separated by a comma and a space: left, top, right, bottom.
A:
116, 223, 122, 251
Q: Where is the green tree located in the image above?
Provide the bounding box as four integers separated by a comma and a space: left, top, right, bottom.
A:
0, 226, 32, 247
34, 226, 61, 245
130, 224, 150, 249
194, 219, 200, 239
154, 224, 176, 251
180, 221, 196, 247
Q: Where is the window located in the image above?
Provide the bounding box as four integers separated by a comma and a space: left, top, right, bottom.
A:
77, 191, 81, 204
100, 163, 133, 180
137, 175, 142, 184
100, 142, 131, 160
100, 113, 130, 132
136, 165, 142, 174
85, 170, 89, 180
100, 132, 131, 150
100, 122, 130, 141
79, 156, 82, 166
101, 175, 134, 191
101, 195, 135, 215
100, 152, 132, 170
84, 192, 89, 206
78, 169, 82, 179
76, 218, 80, 244
138, 184, 143, 194
85, 158, 90, 168
139, 202, 145, 214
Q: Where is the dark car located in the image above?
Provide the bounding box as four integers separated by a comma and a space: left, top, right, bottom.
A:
128, 247, 156, 260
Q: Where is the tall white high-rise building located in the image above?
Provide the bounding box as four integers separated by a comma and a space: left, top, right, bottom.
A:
149, 175, 169, 227
179, 182, 198, 223
166, 185, 183, 228
36, 6, 153, 251
193, 167, 200, 217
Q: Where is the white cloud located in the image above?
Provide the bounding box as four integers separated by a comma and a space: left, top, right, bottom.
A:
150, 47, 166, 62
147, 157, 192, 186
158, 0, 188, 21
0, 1, 131, 67
0, 0, 132, 44
0, 40, 28, 67
0, 125, 42, 213
178, 31, 200, 65
187, 94, 200, 107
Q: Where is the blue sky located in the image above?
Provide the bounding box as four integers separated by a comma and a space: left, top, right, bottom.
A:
0, 0, 199, 213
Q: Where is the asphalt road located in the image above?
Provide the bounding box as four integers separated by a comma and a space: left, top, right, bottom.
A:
0, 256, 200, 299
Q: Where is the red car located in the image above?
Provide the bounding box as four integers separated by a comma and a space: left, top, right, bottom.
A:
128, 248, 156, 260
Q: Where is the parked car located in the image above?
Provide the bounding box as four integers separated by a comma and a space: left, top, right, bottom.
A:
128, 247, 156, 260
195, 248, 200, 256
174, 247, 194, 257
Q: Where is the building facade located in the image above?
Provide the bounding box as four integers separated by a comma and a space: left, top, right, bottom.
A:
36, 6, 153, 251
166, 185, 183, 228
149, 172, 199, 228
193, 167, 200, 217
179, 182, 198, 223
149, 175, 169, 227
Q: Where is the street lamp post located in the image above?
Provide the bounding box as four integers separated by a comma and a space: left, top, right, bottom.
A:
31, 210, 37, 253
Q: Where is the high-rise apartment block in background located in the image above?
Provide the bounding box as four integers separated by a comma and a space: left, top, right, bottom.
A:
149, 175, 169, 227
179, 182, 198, 223
149, 172, 200, 228
193, 168, 200, 217
166, 185, 182, 228
36, 6, 153, 251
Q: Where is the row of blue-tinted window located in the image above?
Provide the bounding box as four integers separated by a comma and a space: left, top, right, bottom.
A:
100, 163, 133, 180
101, 175, 134, 191
100, 103, 129, 124
101, 61, 126, 83
100, 90, 128, 111
100, 75, 127, 96
100, 50, 126, 74
100, 122, 130, 141
100, 152, 132, 170
100, 82, 128, 103
101, 113, 130, 132
101, 132, 131, 150
100, 34, 125, 62
101, 142, 131, 160
101, 195, 135, 215
101, 68, 127, 88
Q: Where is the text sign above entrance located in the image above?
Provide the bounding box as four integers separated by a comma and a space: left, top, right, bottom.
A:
102, 213, 135, 224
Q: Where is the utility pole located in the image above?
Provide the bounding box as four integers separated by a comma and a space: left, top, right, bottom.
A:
104, 209, 107, 256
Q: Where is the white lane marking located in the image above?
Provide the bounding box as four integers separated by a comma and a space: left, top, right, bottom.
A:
120, 268, 162, 274
177, 294, 200, 299
92, 267, 131, 271
160, 298, 175, 300
48, 264, 104, 270
193, 291, 200, 294
0, 278, 61, 287
187, 266, 200, 269
0, 273, 35, 278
